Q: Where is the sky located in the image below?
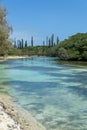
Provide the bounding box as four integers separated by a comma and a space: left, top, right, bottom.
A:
1, 0, 87, 45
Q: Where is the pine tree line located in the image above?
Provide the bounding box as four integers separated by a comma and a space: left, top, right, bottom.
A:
13, 34, 59, 49
45, 34, 59, 47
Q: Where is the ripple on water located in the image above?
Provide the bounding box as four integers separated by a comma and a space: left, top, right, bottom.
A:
0, 57, 87, 130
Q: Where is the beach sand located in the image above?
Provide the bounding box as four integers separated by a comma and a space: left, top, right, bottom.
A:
0, 93, 46, 130
0, 56, 28, 61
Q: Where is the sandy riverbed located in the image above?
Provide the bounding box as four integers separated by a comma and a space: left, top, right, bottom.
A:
0, 55, 46, 130
0, 93, 46, 130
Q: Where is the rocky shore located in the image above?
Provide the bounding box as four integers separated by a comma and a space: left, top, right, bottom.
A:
0, 93, 46, 130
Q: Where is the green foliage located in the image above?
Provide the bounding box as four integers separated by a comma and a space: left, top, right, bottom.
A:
58, 47, 68, 60
68, 50, 81, 60
82, 51, 87, 60
57, 33, 87, 61
46, 47, 57, 57
56, 36, 59, 45
8, 46, 22, 56
0, 4, 12, 56
11, 32, 87, 62
21, 46, 48, 56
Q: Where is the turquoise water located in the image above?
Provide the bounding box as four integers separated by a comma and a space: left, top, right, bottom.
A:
0, 56, 87, 130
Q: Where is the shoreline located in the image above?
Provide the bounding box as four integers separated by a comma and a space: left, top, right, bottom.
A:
0, 56, 28, 61
0, 93, 46, 130
0, 55, 87, 67
54, 59, 87, 68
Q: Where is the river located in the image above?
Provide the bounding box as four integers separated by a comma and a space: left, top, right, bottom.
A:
0, 56, 87, 130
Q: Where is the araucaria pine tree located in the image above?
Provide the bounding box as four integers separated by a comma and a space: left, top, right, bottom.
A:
31, 36, 33, 47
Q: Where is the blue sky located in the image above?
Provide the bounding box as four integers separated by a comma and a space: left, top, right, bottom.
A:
1, 0, 87, 45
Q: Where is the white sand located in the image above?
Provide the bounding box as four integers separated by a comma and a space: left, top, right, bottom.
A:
0, 93, 46, 130
0, 56, 28, 60
0, 103, 21, 130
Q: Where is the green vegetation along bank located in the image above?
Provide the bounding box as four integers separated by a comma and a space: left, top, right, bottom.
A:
0, 4, 12, 56
0, 4, 87, 62
13, 33, 87, 62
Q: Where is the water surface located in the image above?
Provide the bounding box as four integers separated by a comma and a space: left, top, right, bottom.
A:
0, 56, 87, 130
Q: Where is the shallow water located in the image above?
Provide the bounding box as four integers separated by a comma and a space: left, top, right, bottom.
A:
0, 56, 87, 130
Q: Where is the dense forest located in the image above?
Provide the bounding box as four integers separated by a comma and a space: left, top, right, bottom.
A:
0, 4, 87, 61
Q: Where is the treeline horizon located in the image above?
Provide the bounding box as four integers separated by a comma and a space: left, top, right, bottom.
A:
0, 3, 87, 61
13, 34, 59, 49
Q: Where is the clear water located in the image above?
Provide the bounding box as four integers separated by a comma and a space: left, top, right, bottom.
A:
0, 56, 87, 130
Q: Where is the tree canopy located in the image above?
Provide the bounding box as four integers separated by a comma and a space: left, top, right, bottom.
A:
0, 4, 12, 56
57, 33, 87, 61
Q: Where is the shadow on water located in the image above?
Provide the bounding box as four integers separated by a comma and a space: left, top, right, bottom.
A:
3, 80, 58, 95
1, 57, 87, 130
5, 65, 60, 72
56, 60, 87, 68
62, 75, 87, 85
68, 85, 87, 99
